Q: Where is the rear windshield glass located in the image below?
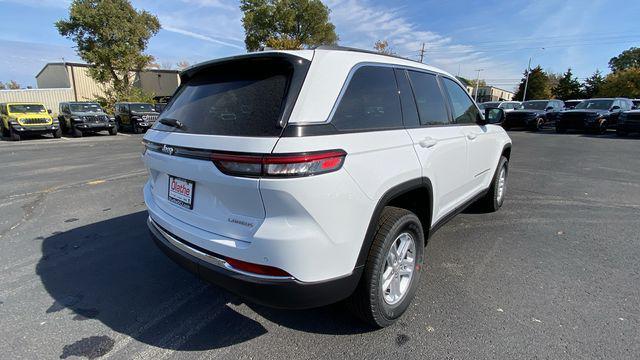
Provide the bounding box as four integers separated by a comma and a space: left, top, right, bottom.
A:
153, 58, 294, 137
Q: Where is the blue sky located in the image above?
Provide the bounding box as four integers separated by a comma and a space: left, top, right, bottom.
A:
0, 0, 639, 91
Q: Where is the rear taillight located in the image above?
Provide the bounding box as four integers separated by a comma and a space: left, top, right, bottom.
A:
211, 150, 346, 178
225, 257, 291, 277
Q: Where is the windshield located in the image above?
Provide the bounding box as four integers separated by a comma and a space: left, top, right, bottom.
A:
154, 57, 297, 136
478, 102, 500, 110
8, 104, 46, 113
129, 103, 155, 113
518, 101, 548, 110
70, 103, 103, 113
575, 100, 613, 110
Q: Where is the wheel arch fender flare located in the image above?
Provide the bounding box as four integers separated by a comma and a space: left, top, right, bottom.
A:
354, 177, 434, 270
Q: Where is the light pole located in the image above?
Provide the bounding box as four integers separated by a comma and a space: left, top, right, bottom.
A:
473, 68, 484, 102
522, 48, 544, 102
522, 57, 532, 102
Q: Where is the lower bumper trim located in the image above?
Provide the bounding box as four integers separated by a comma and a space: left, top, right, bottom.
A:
147, 216, 362, 309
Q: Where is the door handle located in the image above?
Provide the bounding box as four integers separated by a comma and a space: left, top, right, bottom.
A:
419, 137, 438, 148
466, 133, 477, 140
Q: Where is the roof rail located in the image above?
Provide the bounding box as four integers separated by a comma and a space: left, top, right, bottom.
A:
312, 45, 422, 64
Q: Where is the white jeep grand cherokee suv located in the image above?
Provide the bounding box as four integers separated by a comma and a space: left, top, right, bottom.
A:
143, 46, 512, 327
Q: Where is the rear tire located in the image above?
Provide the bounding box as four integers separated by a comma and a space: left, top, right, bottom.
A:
1, 124, 9, 139
108, 126, 118, 136
347, 207, 424, 328
53, 128, 62, 138
476, 156, 508, 212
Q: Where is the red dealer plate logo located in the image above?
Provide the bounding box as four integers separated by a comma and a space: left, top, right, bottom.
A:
168, 175, 195, 210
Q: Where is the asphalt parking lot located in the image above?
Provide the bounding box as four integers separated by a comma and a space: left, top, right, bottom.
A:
0, 130, 639, 359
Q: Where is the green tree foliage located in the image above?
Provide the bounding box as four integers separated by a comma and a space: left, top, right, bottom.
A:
240, 0, 338, 51
513, 66, 551, 101
0, 82, 5, 90
582, 70, 604, 99
608, 47, 640, 73
598, 68, 640, 98
56, 0, 160, 102
552, 68, 582, 100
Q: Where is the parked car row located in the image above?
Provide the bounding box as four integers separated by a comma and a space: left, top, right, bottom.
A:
488, 97, 639, 136
0, 101, 161, 141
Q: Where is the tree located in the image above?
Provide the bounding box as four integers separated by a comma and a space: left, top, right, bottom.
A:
582, 70, 604, 99
0, 82, 5, 90
176, 60, 190, 70
598, 68, 640, 98
552, 68, 582, 100
546, 71, 561, 93
56, 0, 160, 104
240, 0, 338, 51
7, 80, 20, 89
513, 66, 551, 101
609, 47, 640, 73
373, 40, 395, 55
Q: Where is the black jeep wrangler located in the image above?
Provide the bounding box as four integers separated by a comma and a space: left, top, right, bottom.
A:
502, 99, 565, 131
58, 102, 117, 137
114, 103, 159, 134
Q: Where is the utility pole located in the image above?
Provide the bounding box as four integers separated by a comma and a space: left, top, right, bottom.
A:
522, 56, 532, 102
473, 69, 484, 102
419, 43, 426, 63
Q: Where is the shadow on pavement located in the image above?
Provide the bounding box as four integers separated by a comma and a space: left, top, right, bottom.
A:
37, 211, 369, 354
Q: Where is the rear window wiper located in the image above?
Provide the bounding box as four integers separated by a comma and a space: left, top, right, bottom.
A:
159, 118, 184, 129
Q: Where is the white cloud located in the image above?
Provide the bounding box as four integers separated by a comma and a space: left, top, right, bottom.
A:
326, 0, 522, 88
162, 25, 244, 50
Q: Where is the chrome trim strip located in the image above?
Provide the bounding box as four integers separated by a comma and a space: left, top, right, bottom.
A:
147, 217, 295, 281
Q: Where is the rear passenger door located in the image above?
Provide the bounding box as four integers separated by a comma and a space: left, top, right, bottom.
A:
400, 69, 469, 223
441, 77, 497, 196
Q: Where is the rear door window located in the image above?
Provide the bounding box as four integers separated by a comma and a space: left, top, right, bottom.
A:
331, 66, 402, 131
407, 71, 449, 126
442, 78, 480, 124
394, 69, 420, 128
155, 58, 298, 137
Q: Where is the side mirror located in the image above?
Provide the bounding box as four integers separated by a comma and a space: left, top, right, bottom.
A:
482, 107, 504, 125
610, 105, 621, 111
47, 109, 52, 114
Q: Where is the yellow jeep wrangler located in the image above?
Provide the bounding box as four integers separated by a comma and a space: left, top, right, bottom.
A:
0, 102, 61, 141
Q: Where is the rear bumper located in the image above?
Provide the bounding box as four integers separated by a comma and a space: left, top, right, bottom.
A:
148, 216, 361, 309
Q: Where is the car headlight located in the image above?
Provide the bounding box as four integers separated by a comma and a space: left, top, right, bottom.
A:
8, 119, 18, 125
